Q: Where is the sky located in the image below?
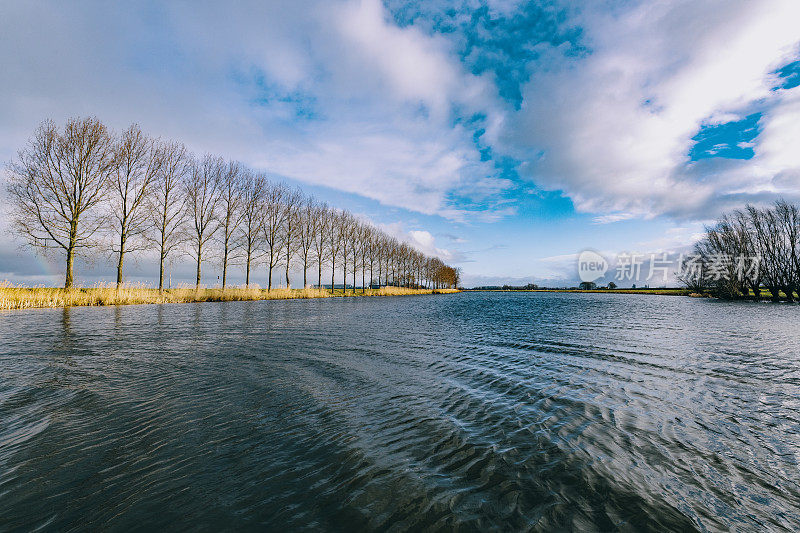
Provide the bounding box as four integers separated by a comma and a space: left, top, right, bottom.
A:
1, 0, 799, 288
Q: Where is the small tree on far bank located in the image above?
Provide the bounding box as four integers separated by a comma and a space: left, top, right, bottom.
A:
6, 117, 116, 288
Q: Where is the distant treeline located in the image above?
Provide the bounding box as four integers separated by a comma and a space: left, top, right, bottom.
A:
683, 199, 800, 300
470, 284, 540, 291
5, 117, 461, 291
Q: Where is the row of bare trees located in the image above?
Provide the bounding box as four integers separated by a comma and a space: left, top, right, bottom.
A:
681, 199, 800, 300
5, 117, 460, 291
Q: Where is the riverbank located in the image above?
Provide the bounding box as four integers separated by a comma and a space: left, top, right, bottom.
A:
466, 288, 692, 296
466, 288, 800, 300
0, 285, 460, 310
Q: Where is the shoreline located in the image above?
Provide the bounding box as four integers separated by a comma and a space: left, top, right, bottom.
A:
0, 286, 460, 310
464, 288, 692, 296
466, 288, 795, 300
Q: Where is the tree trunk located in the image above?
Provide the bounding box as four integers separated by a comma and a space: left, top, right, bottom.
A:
770, 285, 780, 302
783, 286, 794, 302
159, 215, 167, 293
268, 264, 273, 291
158, 244, 166, 292
342, 257, 347, 295
285, 247, 291, 289
303, 257, 308, 288
116, 232, 126, 290
748, 281, 759, 300
330, 257, 336, 294
318, 262, 322, 289
65, 244, 75, 289
195, 244, 202, 289
245, 249, 251, 288
222, 244, 228, 289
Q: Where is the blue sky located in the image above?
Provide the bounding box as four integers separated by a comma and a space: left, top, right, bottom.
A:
1, 0, 799, 287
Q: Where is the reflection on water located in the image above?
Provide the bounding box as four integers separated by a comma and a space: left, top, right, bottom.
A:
1, 293, 799, 531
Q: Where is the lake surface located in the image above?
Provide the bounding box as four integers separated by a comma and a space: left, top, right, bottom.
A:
1, 292, 799, 531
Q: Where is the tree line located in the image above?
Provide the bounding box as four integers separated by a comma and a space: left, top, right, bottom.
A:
681, 199, 800, 300
5, 117, 461, 291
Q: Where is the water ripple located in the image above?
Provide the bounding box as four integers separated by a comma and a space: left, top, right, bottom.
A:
1, 293, 799, 531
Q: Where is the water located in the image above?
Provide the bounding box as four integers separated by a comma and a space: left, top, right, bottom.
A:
1, 292, 799, 531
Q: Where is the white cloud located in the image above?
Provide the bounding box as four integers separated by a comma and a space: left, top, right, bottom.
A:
759, 90, 800, 182
592, 213, 636, 225
504, 0, 800, 219
407, 229, 460, 261
0, 0, 501, 222
376, 223, 459, 262
408, 230, 436, 250
333, 0, 492, 118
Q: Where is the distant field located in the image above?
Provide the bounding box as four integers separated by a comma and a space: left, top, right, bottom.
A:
466, 288, 693, 296
0, 284, 460, 310
467, 288, 800, 299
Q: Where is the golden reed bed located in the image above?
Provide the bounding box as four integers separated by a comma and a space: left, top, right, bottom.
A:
0, 283, 460, 310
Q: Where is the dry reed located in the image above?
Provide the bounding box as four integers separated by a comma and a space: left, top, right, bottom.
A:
0, 281, 459, 310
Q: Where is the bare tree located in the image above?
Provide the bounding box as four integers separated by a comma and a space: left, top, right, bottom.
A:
338, 212, 355, 294
748, 205, 785, 301
296, 196, 319, 288
688, 199, 800, 300
356, 222, 370, 293
310, 203, 331, 288
261, 182, 288, 291
365, 228, 379, 290
776, 200, 800, 299
216, 160, 244, 289
6, 117, 116, 288
327, 209, 344, 294
109, 124, 163, 289
374, 235, 387, 288
281, 188, 303, 289
359, 224, 375, 293
186, 155, 222, 289
384, 237, 397, 286
146, 140, 190, 292
349, 220, 361, 293
412, 251, 424, 288
237, 170, 266, 287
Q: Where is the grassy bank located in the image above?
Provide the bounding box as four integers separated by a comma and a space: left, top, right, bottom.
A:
0, 283, 460, 310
